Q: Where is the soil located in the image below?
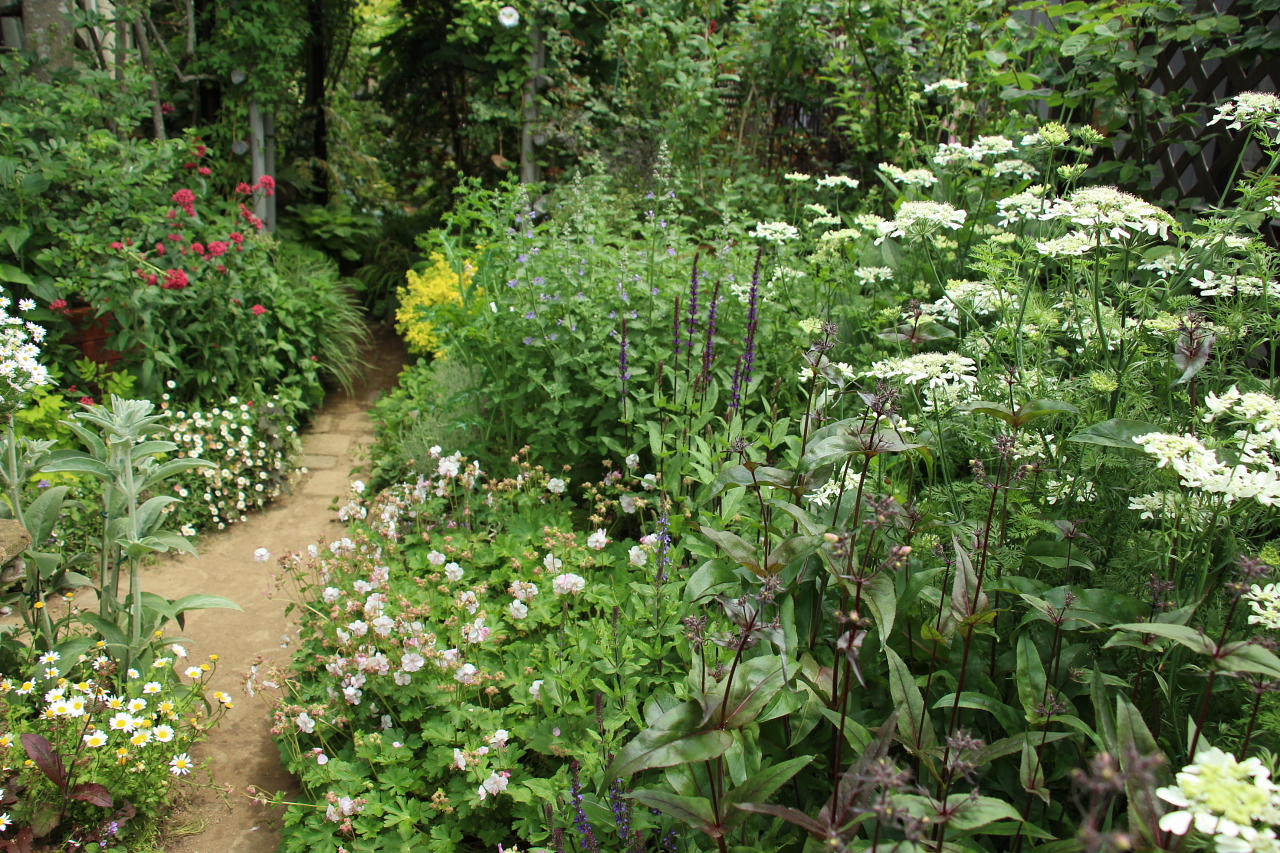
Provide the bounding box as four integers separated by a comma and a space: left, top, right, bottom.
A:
144, 325, 409, 853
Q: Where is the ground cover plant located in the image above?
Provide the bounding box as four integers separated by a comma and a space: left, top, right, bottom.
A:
285, 85, 1280, 853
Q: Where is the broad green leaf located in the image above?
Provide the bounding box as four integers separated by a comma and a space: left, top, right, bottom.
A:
710, 464, 798, 495
608, 701, 734, 779
1112, 622, 1215, 656
1016, 634, 1048, 723
1020, 738, 1049, 804
950, 794, 1027, 831
886, 646, 934, 752
765, 535, 822, 575
628, 789, 718, 835
720, 755, 814, 831
709, 655, 787, 729
1215, 641, 1280, 679
0, 263, 33, 286
862, 572, 896, 649
699, 526, 761, 575
1067, 419, 1161, 450
684, 560, 737, 603
1115, 694, 1172, 847
22, 485, 69, 547
40, 455, 111, 480
932, 692, 1022, 735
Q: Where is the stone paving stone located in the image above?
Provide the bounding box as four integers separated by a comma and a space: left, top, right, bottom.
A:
305, 414, 336, 433
300, 467, 354, 496
303, 454, 338, 470
304, 433, 351, 455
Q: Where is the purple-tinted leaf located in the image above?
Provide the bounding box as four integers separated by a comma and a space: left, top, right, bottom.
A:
70, 782, 113, 808
21, 733, 66, 790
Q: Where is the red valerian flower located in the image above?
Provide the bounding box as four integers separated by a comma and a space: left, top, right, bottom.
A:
110, 242, 124, 250
195, 145, 208, 157
172, 189, 196, 216
166, 209, 179, 220
50, 299, 67, 311
183, 162, 197, 170
217, 264, 227, 273
163, 269, 190, 290
228, 232, 245, 245
236, 182, 253, 194
257, 175, 276, 196
192, 243, 206, 255
252, 304, 267, 316
145, 274, 159, 286
80, 396, 95, 405
160, 102, 175, 114
168, 232, 185, 242
155, 243, 166, 256
198, 167, 211, 176
208, 241, 229, 257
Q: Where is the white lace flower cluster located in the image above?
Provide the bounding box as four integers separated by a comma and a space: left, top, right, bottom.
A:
749, 221, 800, 243
864, 351, 976, 413
921, 279, 1018, 325
0, 296, 49, 412
878, 163, 939, 187
1134, 402, 1280, 507
1191, 270, 1268, 298
1158, 746, 1280, 853
1040, 186, 1174, 242
1210, 92, 1280, 132
996, 185, 1050, 226
923, 78, 967, 94
874, 202, 967, 244
931, 135, 1020, 169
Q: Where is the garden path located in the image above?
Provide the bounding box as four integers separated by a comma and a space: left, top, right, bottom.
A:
144, 326, 408, 853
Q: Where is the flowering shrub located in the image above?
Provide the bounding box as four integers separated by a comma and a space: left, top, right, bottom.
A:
0, 643, 230, 850
159, 394, 303, 534
263, 449, 686, 852
395, 251, 477, 359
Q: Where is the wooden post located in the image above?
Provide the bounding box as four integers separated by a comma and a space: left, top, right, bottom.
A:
264, 111, 277, 232
519, 18, 544, 185
249, 100, 268, 223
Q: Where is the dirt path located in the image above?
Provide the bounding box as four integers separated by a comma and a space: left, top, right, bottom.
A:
144, 326, 407, 853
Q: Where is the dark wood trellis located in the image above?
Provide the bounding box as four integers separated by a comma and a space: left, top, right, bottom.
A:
1099, 0, 1279, 243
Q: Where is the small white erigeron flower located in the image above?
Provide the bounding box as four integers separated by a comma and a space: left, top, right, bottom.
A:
498, 5, 520, 27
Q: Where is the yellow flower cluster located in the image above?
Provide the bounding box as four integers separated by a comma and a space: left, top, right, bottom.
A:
396, 252, 476, 359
